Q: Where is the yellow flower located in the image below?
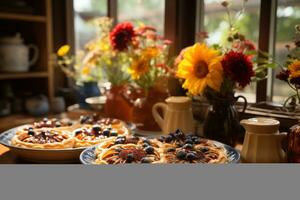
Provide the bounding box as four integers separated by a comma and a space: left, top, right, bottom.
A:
142, 47, 159, 58
176, 43, 223, 95
57, 45, 70, 57
288, 60, 300, 79
81, 66, 91, 75
129, 58, 150, 80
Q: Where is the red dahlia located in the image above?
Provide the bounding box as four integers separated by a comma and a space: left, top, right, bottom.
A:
221, 51, 255, 88
110, 22, 135, 51
276, 69, 290, 82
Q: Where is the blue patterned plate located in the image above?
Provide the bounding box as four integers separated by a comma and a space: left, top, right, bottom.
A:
80, 139, 240, 164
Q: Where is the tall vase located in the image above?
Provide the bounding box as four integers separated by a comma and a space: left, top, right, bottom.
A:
203, 93, 247, 147
132, 87, 169, 132
104, 85, 133, 121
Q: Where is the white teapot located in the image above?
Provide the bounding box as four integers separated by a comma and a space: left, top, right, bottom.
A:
0, 33, 39, 72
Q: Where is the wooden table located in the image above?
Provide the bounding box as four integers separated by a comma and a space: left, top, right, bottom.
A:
0, 107, 95, 164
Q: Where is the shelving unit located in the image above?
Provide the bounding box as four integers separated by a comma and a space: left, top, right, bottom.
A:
0, 0, 54, 118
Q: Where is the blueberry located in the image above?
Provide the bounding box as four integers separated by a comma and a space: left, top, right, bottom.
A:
28, 127, 33, 131
28, 130, 35, 136
102, 129, 110, 137
142, 143, 149, 148
126, 153, 134, 163
183, 143, 193, 150
109, 131, 118, 137
175, 129, 184, 137
185, 139, 194, 144
145, 146, 154, 154
158, 136, 165, 142
186, 152, 197, 161
92, 125, 101, 132
165, 135, 173, 143
143, 139, 151, 144
141, 157, 152, 163
176, 151, 187, 160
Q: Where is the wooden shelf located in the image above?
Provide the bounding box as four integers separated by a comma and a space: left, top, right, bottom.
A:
0, 72, 48, 80
0, 12, 46, 22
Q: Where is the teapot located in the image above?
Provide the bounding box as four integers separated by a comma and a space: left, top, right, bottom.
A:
0, 33, 39, 72
152, 96, 195, 135
240, 117, 287, 163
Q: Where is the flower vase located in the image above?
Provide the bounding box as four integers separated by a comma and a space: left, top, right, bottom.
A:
203, 93, 247, 147
132, 88, 169, 132
74, 82, 101, 109
104, 85, 133, 121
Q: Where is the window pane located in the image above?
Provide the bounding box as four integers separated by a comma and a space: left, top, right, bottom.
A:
272, 0, 300, 103
204, 0, 261, 103
117, 0, 165, 35
74, 0, 107, 51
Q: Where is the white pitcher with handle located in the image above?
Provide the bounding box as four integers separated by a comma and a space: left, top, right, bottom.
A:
152, 96, 195, 135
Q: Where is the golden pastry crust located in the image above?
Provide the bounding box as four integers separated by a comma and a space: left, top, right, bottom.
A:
11, 129, 74, 149
73, 122, 130, 148
95, 143, 163, 164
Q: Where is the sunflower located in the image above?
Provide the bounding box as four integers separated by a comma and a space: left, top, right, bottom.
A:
129, 57, 150, 80
57, 45, 70, 57
176, 43, 223, 95
288, 60, 300, 79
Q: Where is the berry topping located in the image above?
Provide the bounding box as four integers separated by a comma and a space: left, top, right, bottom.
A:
126, 153, 134, 163
144, 146, 154, 154
186, 152, 198, 161
183, 143, 193, 150
176, 150, 187, 160
141, 157, 152, 163
92, 125, 101, 133
102, 129, 110, 137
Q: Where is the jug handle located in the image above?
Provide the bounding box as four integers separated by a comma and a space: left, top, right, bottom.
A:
276, 132, 288, 152
28, 44, 39, 67
152, 102, 167, 130
235, 95, 248, 114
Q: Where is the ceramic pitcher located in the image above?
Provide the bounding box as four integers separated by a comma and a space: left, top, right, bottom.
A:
0, 33, 39, 72
152, 96, 195, 135
240, 117, 287, 163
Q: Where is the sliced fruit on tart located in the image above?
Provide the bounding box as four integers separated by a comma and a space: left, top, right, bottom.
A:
11, 128, 74, 149
73, 123, 130, 148
95, 143, 162, 164
159, 130, 228, 164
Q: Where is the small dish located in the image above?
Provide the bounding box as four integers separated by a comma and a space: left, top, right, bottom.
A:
85, 96, 107, 111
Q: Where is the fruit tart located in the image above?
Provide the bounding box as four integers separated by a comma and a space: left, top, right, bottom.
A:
11, 128, 74, 149
94, 135, 162, 158
159, 130, 228, 164
95, 142, 162, 164
73, 123, 130, 148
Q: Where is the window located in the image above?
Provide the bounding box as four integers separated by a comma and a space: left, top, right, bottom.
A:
117, 0, 165, 35
272, 0, 300, 103
203, 0, 261, 102
74, 0, 107, 51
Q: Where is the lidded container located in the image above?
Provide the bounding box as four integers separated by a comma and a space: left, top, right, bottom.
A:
240, 117, 287, 163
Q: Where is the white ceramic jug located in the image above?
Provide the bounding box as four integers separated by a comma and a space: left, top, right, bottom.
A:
152, 96, 195, 135
0, 33, 39, 72
241, 117, 287, 163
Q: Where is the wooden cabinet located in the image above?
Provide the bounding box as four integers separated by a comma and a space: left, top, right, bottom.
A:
0, 0, 54, 113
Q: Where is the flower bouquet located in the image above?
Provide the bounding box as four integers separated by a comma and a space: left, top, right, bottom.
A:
175, 1, 274, 146
276, 25, 300, 112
